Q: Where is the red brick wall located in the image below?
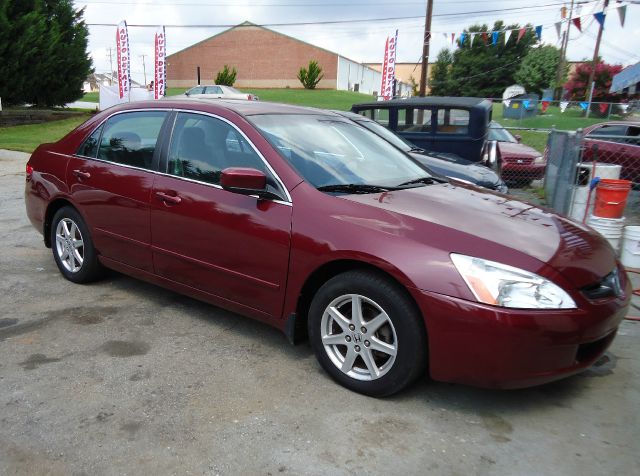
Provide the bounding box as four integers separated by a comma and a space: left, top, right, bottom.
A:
167, 25, 338, 89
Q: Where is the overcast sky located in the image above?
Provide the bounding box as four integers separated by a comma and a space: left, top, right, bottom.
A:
73, 0, 640, 84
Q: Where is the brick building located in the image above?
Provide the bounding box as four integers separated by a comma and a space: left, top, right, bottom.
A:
167, 21, 401, 95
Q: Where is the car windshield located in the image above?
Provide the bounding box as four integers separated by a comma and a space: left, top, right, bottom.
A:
250, 114, 429, 189
488, 122, 517, 143
355, 119, 415, 152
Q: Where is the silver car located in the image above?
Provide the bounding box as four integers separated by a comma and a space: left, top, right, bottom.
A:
184, 85, 259, 101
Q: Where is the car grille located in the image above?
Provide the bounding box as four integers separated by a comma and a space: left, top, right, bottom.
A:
505, 157, 534, 165
581, 268, 623, 300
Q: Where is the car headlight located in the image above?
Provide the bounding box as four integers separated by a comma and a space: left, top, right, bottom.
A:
533, 155, 545, 165
450, 254, 576, 309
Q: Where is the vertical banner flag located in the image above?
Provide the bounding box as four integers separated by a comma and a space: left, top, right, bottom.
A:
381, 31, 398, 100
391, 29, 398, 97
154, 26, 166, 99
116, 20, 131, 99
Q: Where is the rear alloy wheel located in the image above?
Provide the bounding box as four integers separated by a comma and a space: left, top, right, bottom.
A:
308, 270, 427, 397
51, 206, 104, 283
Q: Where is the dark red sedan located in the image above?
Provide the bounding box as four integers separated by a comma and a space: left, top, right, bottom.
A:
25, 99, 631, 396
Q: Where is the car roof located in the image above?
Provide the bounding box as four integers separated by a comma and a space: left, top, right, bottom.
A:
352, 96, 492, 109
113, 98, 343, 117
331, 110, 371, 121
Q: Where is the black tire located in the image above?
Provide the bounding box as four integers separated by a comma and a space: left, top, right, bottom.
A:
308, 270, 428, 397
50, 206, 104, 283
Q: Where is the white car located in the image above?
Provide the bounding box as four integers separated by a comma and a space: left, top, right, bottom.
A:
184, 85, 259, 101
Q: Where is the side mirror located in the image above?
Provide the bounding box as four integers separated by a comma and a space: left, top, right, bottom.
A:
514, 134, 522, 143
220, 167, 267, 196
185, 90, 191, 96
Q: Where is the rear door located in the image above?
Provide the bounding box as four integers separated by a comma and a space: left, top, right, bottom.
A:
67, 110, 169, 272
150, 111, 292, 318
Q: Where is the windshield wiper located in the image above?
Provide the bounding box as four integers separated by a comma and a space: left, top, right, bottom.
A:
397, 176, 437, 187
409, 147, 425, 153
316, 183, 397, 194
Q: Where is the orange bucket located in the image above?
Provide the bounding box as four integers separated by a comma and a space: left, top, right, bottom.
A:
594, 179, 632, 218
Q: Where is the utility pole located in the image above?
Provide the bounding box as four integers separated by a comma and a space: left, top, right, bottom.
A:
555, 0, 575, 98
140, 54, 148, 86
586, 0, 609, 118
107, 47, 115, 85
418, 0, 434, 97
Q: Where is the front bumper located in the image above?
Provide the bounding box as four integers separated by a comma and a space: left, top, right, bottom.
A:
501, 162, 546, 181
412, 282, 630, 389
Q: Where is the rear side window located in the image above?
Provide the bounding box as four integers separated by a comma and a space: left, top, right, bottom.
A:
398, 107, 433, 133
437, 108, 470, 134
204, 86, 223, 94
77, 125, 103, 158
588, 125, 628, 142
357, 108, 390, 126
97, 111, 167, 170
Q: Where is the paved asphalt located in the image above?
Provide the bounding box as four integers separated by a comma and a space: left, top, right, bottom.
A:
1, 149, 639, 475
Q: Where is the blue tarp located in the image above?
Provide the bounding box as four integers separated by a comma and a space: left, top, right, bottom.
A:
610, 62, 640, 93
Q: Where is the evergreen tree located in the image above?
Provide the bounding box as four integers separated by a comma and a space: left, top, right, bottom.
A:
0, 0, 92, 107
446, 21, 537, 98
515, 45, 563, 95
428, 49, 454, 96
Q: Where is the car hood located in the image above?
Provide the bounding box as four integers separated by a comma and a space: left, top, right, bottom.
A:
410, 152, 506, 192
497, 141, 541, 159
341, 182, 615, 288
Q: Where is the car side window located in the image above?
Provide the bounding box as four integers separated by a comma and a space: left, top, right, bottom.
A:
587, 125, 628, 143
205, 86, 223, 94
626, 126, 640, 146
97, 111, 167, 170
357, 108, 390, 126
188, 86, 204, 95
398, 108, 432, 133
437, 108, 470, 134
77, 125, 103, 158
168, 112, 268, 185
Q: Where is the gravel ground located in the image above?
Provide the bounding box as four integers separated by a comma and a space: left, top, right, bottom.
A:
1, 149, 639, 476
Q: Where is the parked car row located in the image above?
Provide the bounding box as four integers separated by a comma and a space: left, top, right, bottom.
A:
25, 97, 631, 397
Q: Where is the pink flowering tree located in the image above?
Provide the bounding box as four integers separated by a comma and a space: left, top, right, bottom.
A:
563, 61, 623, 101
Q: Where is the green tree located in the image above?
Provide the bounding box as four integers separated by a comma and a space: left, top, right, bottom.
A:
515, 45, 562, 95
428, 49, 454, 96
0, 0, 92, 107
215, 65, 237, 86
297, 60, 324, 89
446, 21, 538, 98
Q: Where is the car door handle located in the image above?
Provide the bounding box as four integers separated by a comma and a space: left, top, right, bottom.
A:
72, 169, 91, 180
155, 191, 182, 204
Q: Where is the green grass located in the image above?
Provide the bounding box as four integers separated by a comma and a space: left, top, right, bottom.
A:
0, 115, 90, 153
82, 91, 99, 102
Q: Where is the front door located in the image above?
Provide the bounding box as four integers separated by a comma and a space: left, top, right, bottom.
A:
150, 112, 292, 318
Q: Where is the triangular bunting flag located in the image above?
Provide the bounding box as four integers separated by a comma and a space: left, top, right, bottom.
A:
599, 103, 609, 115
561, 6, 567, 19
492, 31, 499, 46
523, 100, 531, 109
572, 17, 582, 32
535, 25, 542, 41
451, 33, 455, 44
541, 101, 550, 113
459, 32, 467, 46
560, 101, 569, 113
555, 22, 562, 40
504, 30, 512, 44
470, 32, 476, 47
443, 32, 448, 40
503, 99, 511, 108
482, 32, 488, 45
517, 27, 526, 43
618, 5, 627, 27
579, 102, 588, 111
620, 104, 629, 114
594, 12, 606, 28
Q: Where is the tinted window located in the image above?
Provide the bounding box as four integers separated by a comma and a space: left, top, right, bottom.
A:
97, 111, 166, 169
168, 112, 267, 185
588, 125, 628, 142
77, 125, 103, 158
437, 109, 469, 134
627, 126, 640, 145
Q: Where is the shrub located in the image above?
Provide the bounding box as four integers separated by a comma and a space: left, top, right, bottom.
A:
297, 60, 324, 89
215, 65, 237, 86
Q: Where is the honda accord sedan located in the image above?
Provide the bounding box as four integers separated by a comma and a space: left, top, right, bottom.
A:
25, 99, 631, 397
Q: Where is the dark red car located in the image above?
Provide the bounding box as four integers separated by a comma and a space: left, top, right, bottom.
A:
582, 122, 640, 187
25, 99, 631, 396
488, 121, 546, 187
